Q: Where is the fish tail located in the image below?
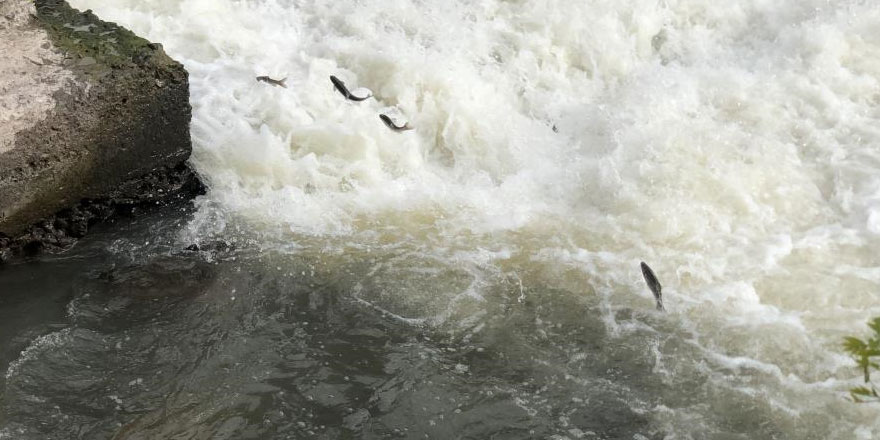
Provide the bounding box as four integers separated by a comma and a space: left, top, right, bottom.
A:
279, 77, 288, 88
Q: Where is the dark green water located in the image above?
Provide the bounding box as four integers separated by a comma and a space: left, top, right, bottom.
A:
0, 207, 668, 439
0, 205, 866, 439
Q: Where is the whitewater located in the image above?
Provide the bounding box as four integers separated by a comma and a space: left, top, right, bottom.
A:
3, 0, 880, 438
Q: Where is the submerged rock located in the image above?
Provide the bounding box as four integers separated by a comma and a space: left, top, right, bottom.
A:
0, 0, 202, 259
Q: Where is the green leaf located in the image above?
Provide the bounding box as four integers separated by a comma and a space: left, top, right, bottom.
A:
851, 387, 873, 396
843, 318, 880, 403
867, 317, 880, 336
843, 337, 867, 354
850, 386, 880, 403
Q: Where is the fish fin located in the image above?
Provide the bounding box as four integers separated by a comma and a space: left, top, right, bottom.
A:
279, 77, 288, 88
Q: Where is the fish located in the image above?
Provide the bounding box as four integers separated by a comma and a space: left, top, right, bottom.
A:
640, 261, 665, 311
379, 113, 412, 132
330, 75, 372, 101
256, 76, 287, 88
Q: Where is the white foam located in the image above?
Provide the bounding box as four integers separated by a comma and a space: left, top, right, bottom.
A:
5, 329, 72, 380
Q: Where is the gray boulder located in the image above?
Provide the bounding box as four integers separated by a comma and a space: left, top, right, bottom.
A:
0, 0, 200, 258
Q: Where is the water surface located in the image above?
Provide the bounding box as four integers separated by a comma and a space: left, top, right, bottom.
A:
4, 0, 880, 437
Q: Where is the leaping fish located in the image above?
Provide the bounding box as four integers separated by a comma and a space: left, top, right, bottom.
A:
379, 113, 412, 132
330, 75, 372, 101
640, 261, 665, 311
256, 76, 287, 88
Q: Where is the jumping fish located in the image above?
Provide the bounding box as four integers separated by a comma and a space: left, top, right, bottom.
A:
379, 113, 412, 132
640, 261, 665, 311
330, 75, 372, 101
256, 76, 287, 88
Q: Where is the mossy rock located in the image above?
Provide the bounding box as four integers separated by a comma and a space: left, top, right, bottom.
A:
0, 0, 199, 254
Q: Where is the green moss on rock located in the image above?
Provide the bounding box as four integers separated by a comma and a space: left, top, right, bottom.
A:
36, 0, 157, 67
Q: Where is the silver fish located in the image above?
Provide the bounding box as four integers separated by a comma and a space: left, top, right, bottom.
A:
640, 261, 665, 311
330, 75, 372, 101
256, 76, 287, 88
379, 113, 412, 132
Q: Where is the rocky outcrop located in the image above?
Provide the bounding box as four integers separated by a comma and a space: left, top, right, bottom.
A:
0, 0, 201, 261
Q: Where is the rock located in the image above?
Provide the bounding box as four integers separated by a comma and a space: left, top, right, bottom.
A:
342, 409, 371, 431
0, 238, 11, 263
0, 0, 203, 260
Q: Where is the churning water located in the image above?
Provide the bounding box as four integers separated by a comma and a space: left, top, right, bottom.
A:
3, 0, 880, 438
